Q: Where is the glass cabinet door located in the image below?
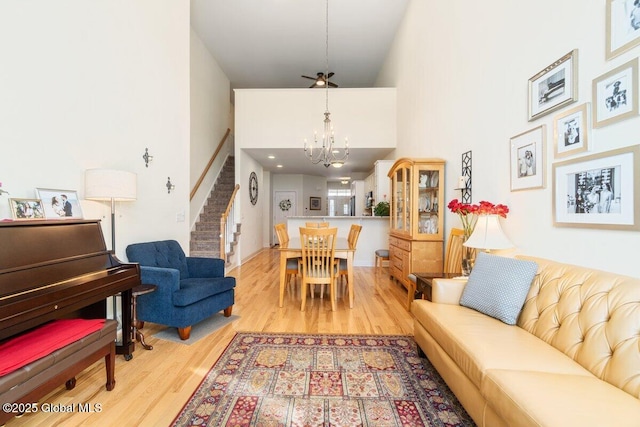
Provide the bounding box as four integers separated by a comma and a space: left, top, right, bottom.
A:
416, 166, 440, 237
404, 165, 411, 233
393, 167, 404, 232
389, 159, 444, 240
392, 164, 412, 234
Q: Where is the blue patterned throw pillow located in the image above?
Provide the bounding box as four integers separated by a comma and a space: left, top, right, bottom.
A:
459, 252, 538, 325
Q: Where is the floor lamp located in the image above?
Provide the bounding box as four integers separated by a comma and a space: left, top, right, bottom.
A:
84, 169, 137, 254
85, 169, 137, 348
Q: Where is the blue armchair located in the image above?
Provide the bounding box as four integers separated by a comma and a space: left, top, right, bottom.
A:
125, 240, 235, 340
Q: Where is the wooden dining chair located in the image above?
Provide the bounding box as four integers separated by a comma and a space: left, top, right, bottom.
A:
336, 224, 362, 293
443, 228, 466, 274
299, 227, 338, 311
305, 222, 330, 228
274, 223, 300, 286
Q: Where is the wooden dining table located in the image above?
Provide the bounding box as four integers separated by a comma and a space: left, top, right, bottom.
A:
278, 236, 356, 309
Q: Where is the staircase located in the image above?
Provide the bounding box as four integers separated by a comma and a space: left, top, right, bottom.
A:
190, 156, 240, 260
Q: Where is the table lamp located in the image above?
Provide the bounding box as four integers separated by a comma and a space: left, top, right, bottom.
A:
463, 214, 514, 252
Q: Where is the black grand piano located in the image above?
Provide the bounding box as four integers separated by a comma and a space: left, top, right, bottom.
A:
0, 219, 141, 358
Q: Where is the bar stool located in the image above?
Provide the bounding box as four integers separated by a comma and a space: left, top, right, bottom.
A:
375, 249, 389, 271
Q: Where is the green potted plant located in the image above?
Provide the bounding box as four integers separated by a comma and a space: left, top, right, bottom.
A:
373, 201, 390, 216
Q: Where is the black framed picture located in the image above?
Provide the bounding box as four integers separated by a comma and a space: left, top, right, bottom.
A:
310, 197, 321, 210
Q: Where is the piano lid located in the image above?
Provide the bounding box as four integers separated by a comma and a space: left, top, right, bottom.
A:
0, 219, 118, 298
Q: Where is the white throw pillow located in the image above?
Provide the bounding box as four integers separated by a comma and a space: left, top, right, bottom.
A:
459, 252, 538, 325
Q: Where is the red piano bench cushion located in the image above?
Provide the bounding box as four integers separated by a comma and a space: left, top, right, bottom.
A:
0, 319, 106, 377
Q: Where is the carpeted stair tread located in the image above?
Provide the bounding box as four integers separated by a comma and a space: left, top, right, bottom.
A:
189, 156, 240, 259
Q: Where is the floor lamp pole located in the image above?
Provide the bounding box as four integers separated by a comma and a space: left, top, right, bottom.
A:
108, 197, 121, 346
110, 197, 116, 254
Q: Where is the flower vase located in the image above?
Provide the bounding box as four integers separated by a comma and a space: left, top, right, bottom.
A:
460, 236, 475, 277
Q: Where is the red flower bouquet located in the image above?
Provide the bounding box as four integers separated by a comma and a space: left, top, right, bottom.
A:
447, 199, 509, 239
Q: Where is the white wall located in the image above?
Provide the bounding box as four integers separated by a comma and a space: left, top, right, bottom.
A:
303, 175, 329, 216
235, 150, 265, 265
189, 29, 233, 227
377, 0, 640, 277
0, 1, 191, 259
235, 88, 396, 149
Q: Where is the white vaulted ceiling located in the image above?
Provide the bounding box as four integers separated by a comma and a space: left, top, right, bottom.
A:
190, 0, 409, 178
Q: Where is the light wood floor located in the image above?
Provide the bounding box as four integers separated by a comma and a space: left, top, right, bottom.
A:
6, 248, 413, 427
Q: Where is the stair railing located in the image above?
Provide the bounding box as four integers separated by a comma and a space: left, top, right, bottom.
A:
190, 128, 231, 201
220, 184, 240, 263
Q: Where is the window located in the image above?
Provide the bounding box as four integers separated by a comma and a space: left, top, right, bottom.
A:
327, 188, 351, 197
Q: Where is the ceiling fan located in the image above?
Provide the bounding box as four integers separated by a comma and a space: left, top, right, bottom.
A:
301, 72, 339, 88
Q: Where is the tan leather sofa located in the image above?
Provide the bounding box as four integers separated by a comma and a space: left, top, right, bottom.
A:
411, 256, 640, 427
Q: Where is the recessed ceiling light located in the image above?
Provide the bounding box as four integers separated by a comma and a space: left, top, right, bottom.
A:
277, 164, 283, 168
268, 155, 275, 159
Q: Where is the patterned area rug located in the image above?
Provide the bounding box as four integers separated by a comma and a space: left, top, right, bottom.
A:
172, 333, 474, 426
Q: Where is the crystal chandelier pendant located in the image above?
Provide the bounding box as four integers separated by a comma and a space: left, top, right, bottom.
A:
303, 0, 349, 169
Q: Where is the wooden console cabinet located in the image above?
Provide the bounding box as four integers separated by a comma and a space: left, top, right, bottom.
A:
387, 158, 445, 309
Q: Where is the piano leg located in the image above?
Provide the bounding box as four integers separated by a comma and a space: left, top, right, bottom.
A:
106, 341, 116, 390
117, 289, 135, 360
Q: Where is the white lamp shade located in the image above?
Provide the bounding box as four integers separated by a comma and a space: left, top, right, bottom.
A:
85, 169, 137, 201
463, 214, 513, 250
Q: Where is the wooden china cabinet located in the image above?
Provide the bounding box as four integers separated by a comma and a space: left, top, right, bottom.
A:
387, 158, 445, 307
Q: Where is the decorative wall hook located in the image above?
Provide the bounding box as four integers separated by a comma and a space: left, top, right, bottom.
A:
142, 148, 153, 167
166, 177, 175, 194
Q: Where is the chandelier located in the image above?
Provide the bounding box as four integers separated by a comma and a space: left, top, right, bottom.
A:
304, 0, 349, 168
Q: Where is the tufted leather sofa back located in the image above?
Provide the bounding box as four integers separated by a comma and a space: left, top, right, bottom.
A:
517, 255, 640, 399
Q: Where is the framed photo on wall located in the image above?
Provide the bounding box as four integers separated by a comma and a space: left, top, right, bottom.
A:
35, 188, 84, 219
309, 197, 321, 210
510, 125, 546, 191
553, 103, 591, 158
552, 145, 640, 230
606, 0, 640, 60
528, 50, 578, 121
9, 198, 45, 220
592, 58, 638, 128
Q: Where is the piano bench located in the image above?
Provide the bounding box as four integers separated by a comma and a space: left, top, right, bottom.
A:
0, 319, 117, 425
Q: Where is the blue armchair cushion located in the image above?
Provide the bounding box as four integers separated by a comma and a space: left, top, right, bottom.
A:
173, 277, 236, 307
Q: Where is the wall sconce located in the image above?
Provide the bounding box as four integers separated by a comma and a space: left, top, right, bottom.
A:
166, 177, 175, 194
142, 148, 153, 167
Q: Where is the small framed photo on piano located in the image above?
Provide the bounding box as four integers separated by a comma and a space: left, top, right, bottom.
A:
35, 188, 84, 219
9, 198, 45, 220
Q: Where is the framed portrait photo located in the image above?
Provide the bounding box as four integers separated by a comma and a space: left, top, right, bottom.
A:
309, 197, 321, 210
35, 188, 84, 219
528, 49, 578, 121
9, 198, 45, 220
553, 103, 591, 159
553, 145, 639, 230
606, 0, 640, 60
510, 125, 546, 191
592, 58, 638, 128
